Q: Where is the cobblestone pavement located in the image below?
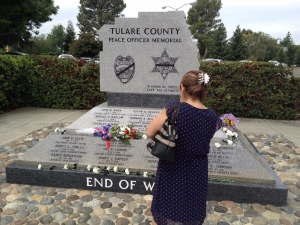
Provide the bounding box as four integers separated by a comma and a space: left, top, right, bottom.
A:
1, 123, 300, 225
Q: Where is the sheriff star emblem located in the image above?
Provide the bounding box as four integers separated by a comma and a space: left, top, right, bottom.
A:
152, 49, 179, 79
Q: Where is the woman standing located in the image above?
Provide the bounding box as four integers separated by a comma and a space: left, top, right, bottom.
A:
146, 70, 222, 225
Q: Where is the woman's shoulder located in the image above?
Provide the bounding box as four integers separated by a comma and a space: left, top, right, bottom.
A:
165, 101, 180, 109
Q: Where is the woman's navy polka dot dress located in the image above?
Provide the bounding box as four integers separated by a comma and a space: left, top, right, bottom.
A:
151, 101, 222, 225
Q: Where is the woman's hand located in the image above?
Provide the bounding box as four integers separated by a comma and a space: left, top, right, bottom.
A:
146, 108, 167, 139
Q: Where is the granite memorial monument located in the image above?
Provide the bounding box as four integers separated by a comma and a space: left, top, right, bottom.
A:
6, 11, 287, 205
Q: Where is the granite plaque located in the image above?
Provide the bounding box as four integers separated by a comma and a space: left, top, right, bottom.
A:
67, 103, 160, 132
98, 11, 199, 95
17, 103, 275, 184
16, 134, 158, 173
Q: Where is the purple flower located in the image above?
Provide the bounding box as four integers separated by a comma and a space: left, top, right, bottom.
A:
220, 113, 239, 128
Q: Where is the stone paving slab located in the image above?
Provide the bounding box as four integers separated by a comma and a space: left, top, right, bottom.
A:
1, 123, 300, 224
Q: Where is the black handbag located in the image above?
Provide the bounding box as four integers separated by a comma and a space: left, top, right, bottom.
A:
146, 103, 181, 161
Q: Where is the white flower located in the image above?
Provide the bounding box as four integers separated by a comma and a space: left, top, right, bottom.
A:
227, 140, 233, 145
215, 142, 221, 148
226, 130, 234, 137
93, 167, 100, 174
204, 73, 210, 84
113, 166, 118, 172
142, 134, 147, 140
106, 166, 110, 171
87, 164, 92, 171
233, 132, 238, 137
120, 126, 126, 131
119, 131, 125, 135
63, 164, 69, 170
54, 127, 60, 133
223, 127, 228, 132
38, 164, 42, 170
143, 171, 148, 177
125, 168, 130, 175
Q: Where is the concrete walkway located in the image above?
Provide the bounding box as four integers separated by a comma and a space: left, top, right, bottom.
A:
0, 107, 300, 148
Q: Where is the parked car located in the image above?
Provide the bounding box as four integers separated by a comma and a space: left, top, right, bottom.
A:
93, 58, 100, 63
58, 54, 77, 60
268, 60, 280, 66
80, 57, 93, 64
268, 60, 288, 67
202, 58, 223, 62
240, 60, 252, 63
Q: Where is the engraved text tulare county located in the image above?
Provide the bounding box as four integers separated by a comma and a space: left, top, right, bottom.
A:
108, 27, 182, 44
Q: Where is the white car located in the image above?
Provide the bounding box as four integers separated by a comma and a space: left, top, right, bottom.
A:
202, 58, 223, 62
58, 54, 77, 60
268, 60, 280, 66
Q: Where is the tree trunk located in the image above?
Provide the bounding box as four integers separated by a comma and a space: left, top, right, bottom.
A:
203, 46, 208, 59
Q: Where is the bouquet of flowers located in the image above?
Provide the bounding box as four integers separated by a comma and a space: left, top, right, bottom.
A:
215, 113, 239, 148
93, 123, 146, 149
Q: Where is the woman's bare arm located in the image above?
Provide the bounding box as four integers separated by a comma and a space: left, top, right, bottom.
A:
146, 108, 167, 139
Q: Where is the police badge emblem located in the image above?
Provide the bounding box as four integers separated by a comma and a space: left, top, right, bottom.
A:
114, 56, 135, 84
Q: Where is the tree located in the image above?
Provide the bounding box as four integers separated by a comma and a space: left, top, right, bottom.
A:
48, 25, 66, 54
286, 45, 296, 66
77, 0, 126, 37
69, 33, 100, 57
295, 47, 300, 67
208, 23, 229, 59
280, 32, 294, 47
276, 48, 287, 64
228, 25, 248, 61
0, 0, 59, 49
187, 0, 222, 58
280, 32, 296, 65
64, 20, 77, 53
242, 30, 278, 61
26, 34, 52, 54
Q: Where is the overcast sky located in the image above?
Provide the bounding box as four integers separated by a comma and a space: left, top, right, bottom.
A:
38, 0, 300, 45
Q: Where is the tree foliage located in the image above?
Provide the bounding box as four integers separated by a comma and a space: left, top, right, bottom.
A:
187, 0, 222, 58
280, 32, 294, 46
295, 47, 300, 66
242, 29, 278, 61
276, 48, 287, 64
279, 32, 296, 65
47, 25, 66, 54
64, 20, 77, 53
208, 23, 229, 59
69, 33, 100, 57
0, 0, 59, 49
228, 25, 248, 61
25, 34, 52, 54
77, 0, 126, 37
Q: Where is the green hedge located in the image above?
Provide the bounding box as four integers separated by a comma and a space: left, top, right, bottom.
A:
202, 62, 300, 120
0, 55, 32, 110
0, 55, 106, 112
0, 56, 299, 119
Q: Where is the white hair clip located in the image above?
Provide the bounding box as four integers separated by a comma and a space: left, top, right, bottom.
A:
198, 72, 210, 84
